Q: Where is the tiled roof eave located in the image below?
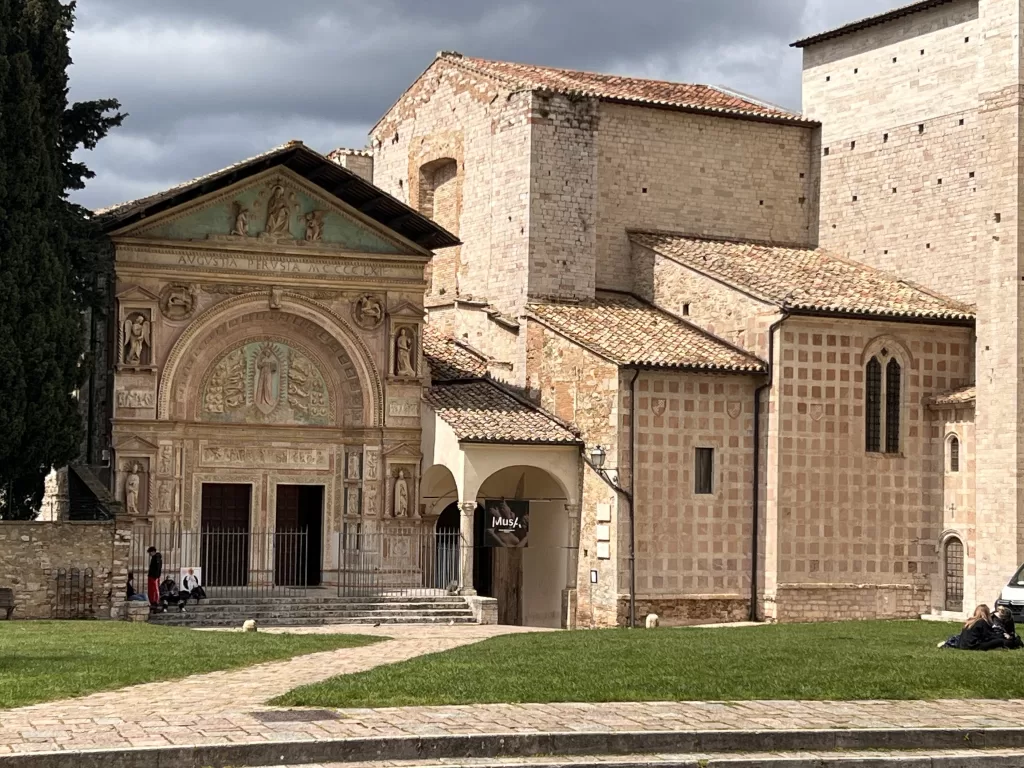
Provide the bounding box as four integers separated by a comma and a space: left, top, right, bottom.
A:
785, 305, 975, 325
458, 436, 583, 446
594, 95, 819, 126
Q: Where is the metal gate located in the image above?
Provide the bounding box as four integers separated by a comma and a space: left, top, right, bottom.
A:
54, 568, 95, 619
337, 529, 460, 597
945, 537, 964, 612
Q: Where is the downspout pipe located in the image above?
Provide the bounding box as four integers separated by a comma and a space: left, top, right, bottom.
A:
628, 367, 640, 629
750, 313, 788, 622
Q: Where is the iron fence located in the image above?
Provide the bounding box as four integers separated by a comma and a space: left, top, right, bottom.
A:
54, 568, 95, 619
337, 528, 461, 597
128, 527, 463, 598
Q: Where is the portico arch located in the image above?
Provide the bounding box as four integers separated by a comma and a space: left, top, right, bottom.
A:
158, 292, 384, 425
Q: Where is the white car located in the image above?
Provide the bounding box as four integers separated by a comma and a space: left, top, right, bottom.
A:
995, 564, 1024, 621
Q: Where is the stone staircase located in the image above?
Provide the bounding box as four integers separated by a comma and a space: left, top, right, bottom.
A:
147, 592, 477, 628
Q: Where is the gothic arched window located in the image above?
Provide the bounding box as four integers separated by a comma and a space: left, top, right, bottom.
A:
866, 356, 882, 452
949, 435, 960, 473
885, 358, 901, 454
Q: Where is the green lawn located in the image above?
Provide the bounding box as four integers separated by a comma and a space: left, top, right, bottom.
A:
275, 620, 1024, 707
0, 622, 381, 709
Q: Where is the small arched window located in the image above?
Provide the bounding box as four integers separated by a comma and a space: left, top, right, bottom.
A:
949, 435, 960, 473
865, 357, 882, 452
885, 358, 901, 454
865, 351, 902, 455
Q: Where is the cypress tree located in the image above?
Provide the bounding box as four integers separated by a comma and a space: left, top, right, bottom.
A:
0, 0, 123, 518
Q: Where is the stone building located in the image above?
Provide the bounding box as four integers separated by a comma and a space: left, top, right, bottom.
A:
63, 0, 1015, 628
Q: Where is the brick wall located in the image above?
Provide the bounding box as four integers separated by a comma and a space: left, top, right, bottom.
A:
632, 371, 760, 620
764, 316, 974, 620
0, 518, 131, 620
800, 0, 1020, 612
597, 102, 819, 293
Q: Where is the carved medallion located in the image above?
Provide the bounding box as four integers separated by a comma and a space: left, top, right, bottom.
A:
353, 295, 384, 329
159, 283, 197, 321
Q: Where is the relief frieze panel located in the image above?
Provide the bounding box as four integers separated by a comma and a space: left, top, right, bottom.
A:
201, 340, 332, 426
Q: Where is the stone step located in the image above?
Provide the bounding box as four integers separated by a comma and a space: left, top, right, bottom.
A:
195, 596, 466, 606
148, 608, 475, 622
148, 614, 479, 628
172, 602, 471, 614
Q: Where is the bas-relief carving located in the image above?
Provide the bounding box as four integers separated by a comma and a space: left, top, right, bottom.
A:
135, 177, 404, 254
353, 295, 384, 330
347, 451, 361, 480
388, 399, 420, 418
120, 312, 151, 366
157, 481, 173, 513
201, 340, 330, 426
158, 444, 174, 476
345, 486, 361, 517
364, 483, 379, 517
364, 449, 380, 481
159, 284, 198, 321
199, 444, 331, 470
117, 389, 155, 409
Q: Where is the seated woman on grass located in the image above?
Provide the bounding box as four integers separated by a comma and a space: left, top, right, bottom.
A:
942, 605, 1010, 651
992, 606, 1023, 649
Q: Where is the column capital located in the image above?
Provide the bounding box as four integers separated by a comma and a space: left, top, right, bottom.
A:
459, 500, 477, 515
564, 502, 582, 518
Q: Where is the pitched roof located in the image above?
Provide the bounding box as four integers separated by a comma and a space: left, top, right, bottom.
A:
792, 1, 954, 48
928, 385, 976, 407
426, 381, 580, 445
436, 52, 810, 124
94, 142, 459, 251
528, 294, 765, 372
629, 231, 975, 323
423, 328, 488, 382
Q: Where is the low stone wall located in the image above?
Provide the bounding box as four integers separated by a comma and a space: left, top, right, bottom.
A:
768, 582, 931, 623
617, 595, 750, 627
0, 518, 131, 620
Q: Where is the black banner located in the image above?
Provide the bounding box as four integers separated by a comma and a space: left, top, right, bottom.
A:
483, 499, 529, 547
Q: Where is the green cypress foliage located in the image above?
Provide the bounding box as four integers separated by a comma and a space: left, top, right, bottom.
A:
0, 0, 122, 517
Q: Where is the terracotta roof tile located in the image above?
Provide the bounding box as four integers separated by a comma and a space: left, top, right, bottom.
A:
928, 385, 976, 407
426, 381, 580, 445
528, 294, 764, 372
630, 231, 975, 323
423, 328, 488, 382
441, 52, 809, 123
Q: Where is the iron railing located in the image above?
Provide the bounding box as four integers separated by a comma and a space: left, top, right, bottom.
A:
54, 568, 95, 619
128, 527, 463, 598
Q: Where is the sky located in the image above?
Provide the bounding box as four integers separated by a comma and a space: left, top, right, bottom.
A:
68, 0, 909, 210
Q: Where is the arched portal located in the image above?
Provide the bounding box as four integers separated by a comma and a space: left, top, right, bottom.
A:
474, 465, 570, 628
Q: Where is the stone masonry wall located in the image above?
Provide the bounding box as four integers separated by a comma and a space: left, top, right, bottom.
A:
527, 320, 621, 626
631, 371, 760, 623
0, 519, 131, 620
597, 102, 819, 293
372, 61, 533, 315
765, 316, 974, 621
800, 0, 1020, 613
934, 403, 977, 612
527, 93, 598, 302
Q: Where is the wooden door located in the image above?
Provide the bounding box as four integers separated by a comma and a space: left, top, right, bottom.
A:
200, 483, 251, 587
493, 547, 523, 625
275, 485, 323, 587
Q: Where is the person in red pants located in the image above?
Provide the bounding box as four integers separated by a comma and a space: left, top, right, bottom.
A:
146, 546, 162, 610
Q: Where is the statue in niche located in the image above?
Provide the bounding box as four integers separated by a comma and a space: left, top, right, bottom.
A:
304, 210, 326, 242
122, 313, 151, 365
231, 201, 250, 237
125, 463, 142, 516
394, 470, 409, 517
264, 184, 291, 237
354, 295, 384, 329
254, 345, 280, 414
395, 328, 416, 377
347, 452, 360, 480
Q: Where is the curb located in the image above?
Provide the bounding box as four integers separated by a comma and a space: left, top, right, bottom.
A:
1, 728, 1023, 768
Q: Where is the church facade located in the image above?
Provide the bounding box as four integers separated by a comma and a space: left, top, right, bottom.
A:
73, 0, 1018, 628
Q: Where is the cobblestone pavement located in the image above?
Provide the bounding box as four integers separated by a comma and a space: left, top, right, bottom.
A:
3, 624, 1024, 756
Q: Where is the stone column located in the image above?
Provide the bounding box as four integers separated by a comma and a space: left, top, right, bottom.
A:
565, 503, 581, 589
459, 500, 476, 594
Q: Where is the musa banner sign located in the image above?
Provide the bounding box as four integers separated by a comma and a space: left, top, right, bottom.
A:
484, 499, 529, 547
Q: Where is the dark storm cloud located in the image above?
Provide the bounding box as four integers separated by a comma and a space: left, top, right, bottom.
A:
68, 0, 904, 209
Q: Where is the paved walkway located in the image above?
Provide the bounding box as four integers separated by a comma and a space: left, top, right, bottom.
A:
2, 624, 1024, 757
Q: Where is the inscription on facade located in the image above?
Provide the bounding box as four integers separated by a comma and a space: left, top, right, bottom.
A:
388, 399, 420, 418
199, 444, 330, 470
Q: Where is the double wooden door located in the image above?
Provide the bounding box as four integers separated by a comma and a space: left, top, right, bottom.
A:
200, 483, 251, 587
